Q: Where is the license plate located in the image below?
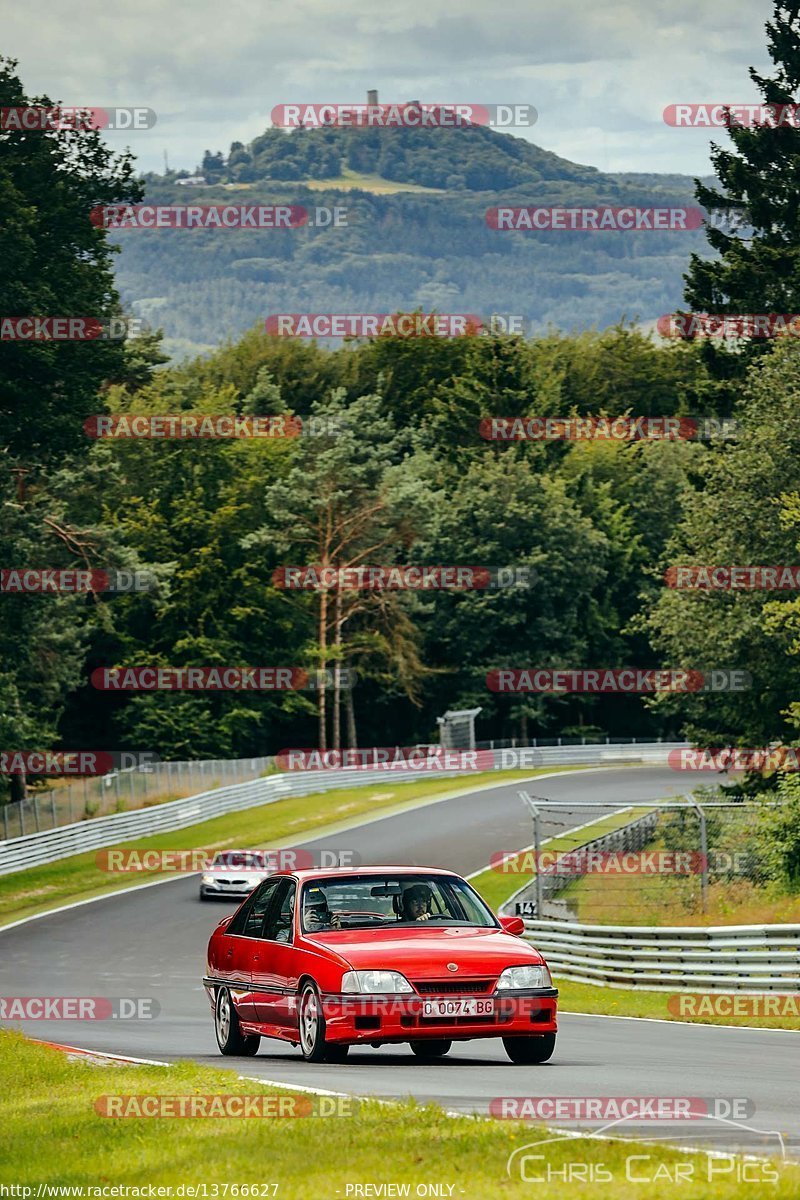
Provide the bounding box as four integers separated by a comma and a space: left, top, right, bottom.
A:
422, 998, 495, 1018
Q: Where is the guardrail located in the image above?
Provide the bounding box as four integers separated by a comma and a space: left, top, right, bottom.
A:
522, 919, 800, 993
0, 741, 686, 876
0, 756, 273, 839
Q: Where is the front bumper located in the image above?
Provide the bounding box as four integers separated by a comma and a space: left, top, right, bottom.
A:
200, 879, 258, 899
320, 987, 558, 1044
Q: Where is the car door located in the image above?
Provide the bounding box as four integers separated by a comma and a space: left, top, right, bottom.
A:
221, 878, 283, 1023
251, 878, 299, 1034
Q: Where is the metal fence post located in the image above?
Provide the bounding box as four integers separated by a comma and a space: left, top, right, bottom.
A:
686, 794, 708, 914
519, 791, 544, 919
2, 805, 8, 841
33, 795, 40, 832
533, 805, 543, 919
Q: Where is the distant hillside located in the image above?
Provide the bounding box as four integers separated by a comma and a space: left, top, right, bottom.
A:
116, 124, 716, 359
195, 123, 610, 191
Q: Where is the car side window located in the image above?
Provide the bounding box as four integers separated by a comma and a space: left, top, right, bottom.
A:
226, 890, 257, 937
228, 879, 281, 938
263, 879, 296, 943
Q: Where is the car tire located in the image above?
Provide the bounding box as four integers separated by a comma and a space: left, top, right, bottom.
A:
409, 1039, 452, 1059
298, 981, 333, 1063
200, 890, 210, 901
503, 1033, 556, 1064
214, 986, 260, 1056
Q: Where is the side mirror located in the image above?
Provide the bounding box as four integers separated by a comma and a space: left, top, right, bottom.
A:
499, 915, 525, 936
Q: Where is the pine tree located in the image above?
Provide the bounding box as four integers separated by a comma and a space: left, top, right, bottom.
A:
683, 3, 800, 373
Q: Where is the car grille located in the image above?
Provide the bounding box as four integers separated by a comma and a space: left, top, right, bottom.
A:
413, 979, 494, 995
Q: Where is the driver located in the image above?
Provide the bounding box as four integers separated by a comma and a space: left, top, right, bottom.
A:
303, 887, 342, 931
401, 883, 433, 922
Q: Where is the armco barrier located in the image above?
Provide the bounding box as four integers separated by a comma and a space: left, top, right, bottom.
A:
521, 918, 800, 993
0, 742, 686, 876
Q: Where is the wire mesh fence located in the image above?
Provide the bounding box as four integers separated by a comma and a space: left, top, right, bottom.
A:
0, 757, 272, 840
502, 796, 785, 926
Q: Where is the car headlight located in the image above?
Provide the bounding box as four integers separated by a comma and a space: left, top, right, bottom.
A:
340, 970, 414, 994
496, 964, 552, 990
201, 874, 215, 885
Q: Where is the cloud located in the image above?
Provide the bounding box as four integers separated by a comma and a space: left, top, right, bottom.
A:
2, 0, 773, 175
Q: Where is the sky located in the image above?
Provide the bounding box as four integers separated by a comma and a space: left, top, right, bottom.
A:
4, 0, 777, 178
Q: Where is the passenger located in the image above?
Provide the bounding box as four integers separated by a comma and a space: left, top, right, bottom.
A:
303, 888, 342, 931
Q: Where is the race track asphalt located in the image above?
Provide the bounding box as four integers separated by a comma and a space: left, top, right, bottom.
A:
1, 765, 797, 1160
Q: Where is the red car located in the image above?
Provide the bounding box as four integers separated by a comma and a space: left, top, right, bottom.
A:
203, 865, 558, 1064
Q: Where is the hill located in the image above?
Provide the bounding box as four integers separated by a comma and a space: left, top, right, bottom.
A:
114, 123, 716, 358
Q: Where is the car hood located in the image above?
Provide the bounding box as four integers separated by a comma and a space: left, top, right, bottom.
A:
304, 925, 543, 977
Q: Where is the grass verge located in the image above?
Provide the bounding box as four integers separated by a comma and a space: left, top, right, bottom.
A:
469, 807, 650, 911
467, 811, 800, 1032
1, 1033, 796, 1195
559, 853, 800, 926
556, 978, 800, 1031
0, 767, 580, 929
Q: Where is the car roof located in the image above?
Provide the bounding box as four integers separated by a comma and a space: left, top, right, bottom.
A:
211, 849, 265, 857
275, 865, 462, 882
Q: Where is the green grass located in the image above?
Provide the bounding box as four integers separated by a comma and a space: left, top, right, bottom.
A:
2, 1033, 796, 1195
467, 810, 800, 1032
0, 767, 581, 928
469, 807, 651, 912
558, 844, 800, 927
302, 167, 446, 193
556, 978, 800, 1031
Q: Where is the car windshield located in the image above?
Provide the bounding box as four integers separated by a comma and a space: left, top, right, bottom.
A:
300, 873, 497, 932
212, 851, 266, 870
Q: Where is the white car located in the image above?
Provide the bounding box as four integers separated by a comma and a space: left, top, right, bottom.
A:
199, 851, 272, 901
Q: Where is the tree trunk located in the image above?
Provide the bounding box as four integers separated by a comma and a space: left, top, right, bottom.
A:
318, 587, 328, 751
520, 711, 529, 744
9, 773, 27, 805
332, 583, 342, 751
345, 662, 358, 748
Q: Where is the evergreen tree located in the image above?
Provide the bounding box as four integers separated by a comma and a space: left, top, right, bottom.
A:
684, 3, 800, 376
